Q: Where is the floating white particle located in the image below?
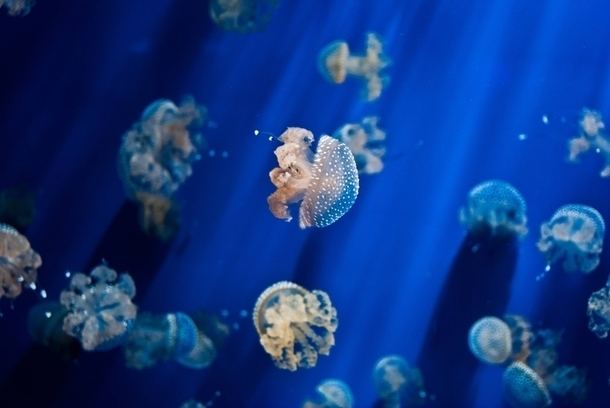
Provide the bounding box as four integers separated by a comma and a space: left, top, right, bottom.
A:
221, 151, 229, 159
208, 149, 216, 157
254, 129, 260, 136
29, 282, 37, 290
518, 133, 527, 141
40, 289, 47, 299
65, 271, 71, 278
542, 115, 549, 124
45, 311, 52, 318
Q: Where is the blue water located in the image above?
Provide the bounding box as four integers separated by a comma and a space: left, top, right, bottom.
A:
1, 0, 610, 407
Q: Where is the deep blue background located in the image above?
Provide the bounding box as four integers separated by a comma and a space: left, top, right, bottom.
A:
1, 0, 610, 407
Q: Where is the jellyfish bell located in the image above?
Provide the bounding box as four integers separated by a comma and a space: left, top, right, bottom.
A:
503, 362, 552, 408
318, 41, 350, 84
468, 316, 512, 364
373, 355, 426, 407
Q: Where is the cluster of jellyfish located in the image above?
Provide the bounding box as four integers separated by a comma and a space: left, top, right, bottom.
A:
0, 0, 34, 16
209, 0, 280, 33
468, 315, 588, 407
118, 97, 206, 240
332, 116, 386, 175
318, 33, 390, 102
0, 223, 42, 301
568, 108, 610, 177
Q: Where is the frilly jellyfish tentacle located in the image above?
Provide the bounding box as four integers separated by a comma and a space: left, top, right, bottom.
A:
587, 279, 610, 338
568, 108, 610, 177
0, 223, 42, 300
333, 116, 386, 175
372, 355, 427, 407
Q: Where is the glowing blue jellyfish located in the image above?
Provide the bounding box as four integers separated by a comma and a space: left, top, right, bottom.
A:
372, 355, 427, 407
60, 264, 137, 351
28, 301, 81, 359
587, 277, 610, 338
568, 108, 610, 177
319, 33, 390, 101
209, 0, 280, 33
268, 128, 359, 229
0, 0, 34, 16
253, 281, 338, 371
0, 223, 42, 300
503, 362, 552, 408
468, 316, 512, 364
303, 379, 353, 408
537, 204, 604, 274
459, 180, 528, 237
333, 117, 386, 175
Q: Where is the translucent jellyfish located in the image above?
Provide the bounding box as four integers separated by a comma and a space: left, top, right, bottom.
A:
253, 281, 338, 371
209, 0, 280, 33
267, 127, 359, 229
0, 223, 42, 300
503, 362, 552, 408
28, 301, 81, 359
504, 314, 535, 362
468, 316, 512, 364
302, 379, 353, 408
372, 355, 427, 407
587, 277, 610, 338
459, 180, 528, 238
0, 0, 34, 16
0, 187, 36, 230
60, 264, 137, 351
537, 204, 605, 274
332, 116, 386, 175
318, 33, 390, 101
568, 108, 610, 177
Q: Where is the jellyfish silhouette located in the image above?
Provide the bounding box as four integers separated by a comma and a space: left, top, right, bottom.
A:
568, 108, 610, 177
253, 281, 338, 371
28, 301, 81, 360
587, 277, 610, 338
459, 180, 528, 238
303, 379, 353, 408
268, 127, 359, 229
333, 116, 386, 175
537, 204, 605, 274
318, 33, 390, 101
0, 0, 34, 16
503, 362, 552, 408
372, 355, 427, 408
60, 264, 137, 351
209, 0, 280, 33
0, 223, 42, 300
468, 316, 512, 364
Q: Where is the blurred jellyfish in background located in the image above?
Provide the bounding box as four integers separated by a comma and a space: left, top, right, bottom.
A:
267, 127, 359, 229
468, 316, 512, 364
209, 0, 280, 33
118, 97, 205, 240
459, 180, 528, 238
332, 117, 386, 175
503, 362, 552, 408
60, 264, 137, 351
0, 0, 34, 16
372, 355, 427, 407
0, 223, 42, 300
302, 379, 353, 408
537, 204, 604, 274
180, 400, 205, 408
253, 281, 338, 371
587, 277, 610, 338
318, 33, 390, 101
568, 108, 610, 177
28, 301, 81, 360
504, 314, 535, 362
0, 187, 36, 231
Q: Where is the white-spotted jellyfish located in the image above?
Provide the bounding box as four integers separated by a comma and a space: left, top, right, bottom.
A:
0, 223, 42, 300
459, 180, 528, 238
503, 362, 552, 408
333, 116, 386, 175
302, 379, 353, 408
209, 0, 280, 33
568, 108, 610, 177
318, 33, 390, 101
468, 316, 512, 364
267, 127, 359, 229
537, 204, 604, 274
587, 277, 610, 339
0, 0, 34, 16
60, 264, 137, 351
372, 355, 427, 407
253, 281, 338, 371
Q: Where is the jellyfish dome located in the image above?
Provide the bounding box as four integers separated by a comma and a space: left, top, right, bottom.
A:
373, 355, 426, 407
209, 0, 280, 33
333, 116, 386, 175
0, 0, 34, 16
459, 180, 528, 237
60, 264, 137, 351
175, 328, 217, 369
267, 127, 359, 229
537, 204, 605, 274
303, 379, 353, 408
0, 223, 42, 300
253, 281, 338, 371
503, 362, 552, 408
468, 316, 513, 364
587, 278, 610, 338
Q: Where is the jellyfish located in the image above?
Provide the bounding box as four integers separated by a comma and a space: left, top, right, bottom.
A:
28, 301, 81, 360
332, 116, 386, 175
504, 314, 535, 362
537, 204, 604, 274
503, 362, 552, 408
303, 379, 353, 408
468, 316, 512, 364
587, 277, 610, 338
60, 264, 137, 351
209, 0, 280, 33
0, 187, 36, 230
253, 281, 338, 371
372, 355, 427, 407
0, 223, 42, 300
267, 127, 359, 229
318, 33, 390, 101
118, 97, 205, 240
0, 0, 34, 16
459, 180, 528, 238
568, 108, 610, 177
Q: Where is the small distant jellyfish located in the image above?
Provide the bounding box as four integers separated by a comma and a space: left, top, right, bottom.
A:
60, 264, 137, 351
0, 0, 35, 16
209, 0, 280, 33
459, 180, 528, 238
587, 278, 610, 338
180, 401, 205, 408
303, 379, 354, 408
267, 127, 359, 229
468, 316, 512, 364
503, 362, 552, 408
333, 116, 386, 175
0, 223, 42, 300
373, 355, 427, 408
319, 33, 390, 101
253, 281, 338, 371
537, 204, 605, 274
568, 108, 610, 177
